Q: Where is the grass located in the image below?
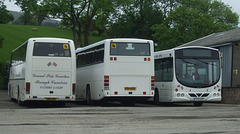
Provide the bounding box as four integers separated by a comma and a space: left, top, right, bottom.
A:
0, 24, 105, 89
0, 24, 105, 63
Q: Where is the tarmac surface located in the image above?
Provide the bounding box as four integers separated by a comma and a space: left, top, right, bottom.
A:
0, 89, 240, 134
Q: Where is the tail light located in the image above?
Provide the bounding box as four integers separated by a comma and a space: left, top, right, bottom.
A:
104, 75, 109, 90
72, 84, 76, 95
110, 57, 117, 61
151, 76, 155, 90
144, 58, 151, 61
26, 82, 30, 94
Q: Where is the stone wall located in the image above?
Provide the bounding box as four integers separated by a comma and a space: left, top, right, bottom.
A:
221, 87, 240, 104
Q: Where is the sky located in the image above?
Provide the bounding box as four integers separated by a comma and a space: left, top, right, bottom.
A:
2, 0, 240, 25
3, 0, 240, 15
220, 0, 240, 16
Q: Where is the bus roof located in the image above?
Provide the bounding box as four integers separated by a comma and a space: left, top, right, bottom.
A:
155, 46, 219, 54
12, 37, 74, 53
76, 38, 153, 53
28, 37, 73, 42
154, 46, 219, 59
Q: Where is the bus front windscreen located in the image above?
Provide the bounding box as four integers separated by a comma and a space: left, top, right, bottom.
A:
33, 42, 71, 57
110, 42, 150, 56
175, 48, 220, 88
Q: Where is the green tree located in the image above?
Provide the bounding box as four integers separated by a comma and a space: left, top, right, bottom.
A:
15, 0, 49, 25
18, 11, 36, 25
0, 2, 14, 24
152, 0, 239, 51
43, 0, 89, 47
107, 0, 165, 39
45, 0, 125, 47
0, 34, 4, 48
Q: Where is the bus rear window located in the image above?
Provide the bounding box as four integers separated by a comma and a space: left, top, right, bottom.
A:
110, 42, 150, 56
33, 42, 71, 57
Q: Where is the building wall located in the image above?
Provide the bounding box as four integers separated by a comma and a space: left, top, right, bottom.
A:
217, 44, 232, 87
232, 41, 240, 87
221, 87, 240, 104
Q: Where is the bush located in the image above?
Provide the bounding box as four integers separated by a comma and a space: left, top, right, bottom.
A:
0, 62, 9, 90
0, 34, 4, 48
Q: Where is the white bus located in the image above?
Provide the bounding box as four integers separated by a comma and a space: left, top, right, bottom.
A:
76, 38, 154, 105
154, 46, 222, 106
8, 38, 76, 106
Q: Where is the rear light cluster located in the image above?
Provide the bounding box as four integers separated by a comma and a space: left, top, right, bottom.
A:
104, 75, 109, 90
26, 82, 30, 94
110, 57, 117, 61
151, 76, 155, 90
72, 84, 76, 95
144, 58, 151, 61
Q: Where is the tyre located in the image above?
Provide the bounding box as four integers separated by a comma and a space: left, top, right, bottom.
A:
154, 89, 160, 105
86, 85, 92, 105
9, 86, 15, 101
17, 89, 24, 106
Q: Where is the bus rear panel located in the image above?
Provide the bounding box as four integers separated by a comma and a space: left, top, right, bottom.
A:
9, 38, 76, 105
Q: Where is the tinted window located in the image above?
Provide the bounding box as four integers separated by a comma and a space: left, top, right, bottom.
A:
175, 48, 219, 59
11, 42, 27, 65
175, 49, 220, 88
155, 58, 173, 82
110, 42, 150, 56
77, 44, 104, 68
33, 42, 71, 57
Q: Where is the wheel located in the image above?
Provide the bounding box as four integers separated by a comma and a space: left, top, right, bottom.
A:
154, 89, 160, 105
17, 89, 24, 106
86, 85, 92, 105
193, 102, 203, 106
9, 86, 15, 101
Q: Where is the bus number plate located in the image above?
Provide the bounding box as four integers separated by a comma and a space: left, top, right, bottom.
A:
124, 87, 136, 91
193, 98, 204, 101
45, 98, 57, 101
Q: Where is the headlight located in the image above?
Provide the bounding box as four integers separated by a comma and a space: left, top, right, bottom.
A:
177, 93, 180, 97
181, 93, 184, 97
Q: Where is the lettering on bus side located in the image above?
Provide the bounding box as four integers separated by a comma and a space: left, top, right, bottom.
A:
32, 73, 70, 90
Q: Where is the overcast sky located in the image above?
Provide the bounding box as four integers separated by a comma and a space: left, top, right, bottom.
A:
3, 0, 240, 15
3, 0, 240, 25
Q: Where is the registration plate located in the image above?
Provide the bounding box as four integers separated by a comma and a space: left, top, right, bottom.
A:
45, 98, 57, 101
193, 98, 204, 101
124, 87, 136, 91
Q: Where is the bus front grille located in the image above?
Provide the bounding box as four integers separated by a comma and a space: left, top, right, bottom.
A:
188, 93, 210, 98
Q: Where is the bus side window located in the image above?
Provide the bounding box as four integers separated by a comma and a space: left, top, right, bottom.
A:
11, 42, 27, 66
155, 58, 173, 82
77, 53, 86, 67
